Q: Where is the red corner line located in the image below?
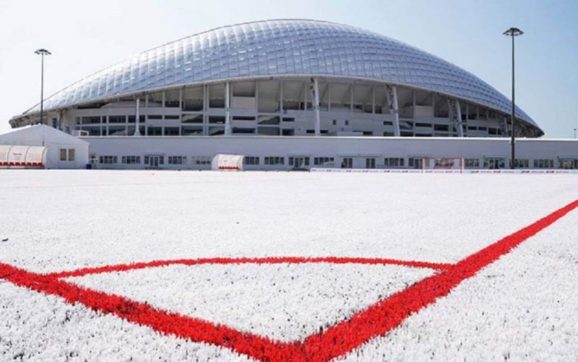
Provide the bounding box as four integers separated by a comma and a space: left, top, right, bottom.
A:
0, 199, 576, 361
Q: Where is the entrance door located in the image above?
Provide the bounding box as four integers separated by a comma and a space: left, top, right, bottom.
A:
146, 155, 163, 169
294, 157, 304, 169
365, 158, 376, 169
341, 157, 353, 169
290, 156, 310, 170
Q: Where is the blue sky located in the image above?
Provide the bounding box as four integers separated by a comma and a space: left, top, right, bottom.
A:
1, 0, 576, 137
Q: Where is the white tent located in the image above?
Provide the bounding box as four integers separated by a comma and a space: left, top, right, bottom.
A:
211, 154, 244, 171
0, 125, 89, 169
0, 145, 47, 168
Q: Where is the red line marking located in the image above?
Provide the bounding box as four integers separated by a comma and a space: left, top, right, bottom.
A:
300, 199, 578, 360
0, 199, 576, 361
0, 263, 290, 358
45, 256, 451, 279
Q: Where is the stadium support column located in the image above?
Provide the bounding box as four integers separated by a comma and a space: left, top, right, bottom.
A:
203, 85, 208, 136
310, 78, 321, 136
225, 82, 232, 136
448, 99, 464, 137
134, 98, 141, 136
503, 117, 509, 136
279, 80, 284, 115
386, 85, 400, 136
455, 100, 464, 137
465, 103, 469, 136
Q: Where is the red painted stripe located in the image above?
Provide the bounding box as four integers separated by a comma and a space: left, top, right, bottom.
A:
299, 199, 578, 361
0, 263, 298, 359
0, 199, 576, 361
46, 256, 451, 279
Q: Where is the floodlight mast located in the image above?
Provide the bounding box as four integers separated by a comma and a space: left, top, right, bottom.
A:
503, 27, 523, 169
35, 48, 52, 126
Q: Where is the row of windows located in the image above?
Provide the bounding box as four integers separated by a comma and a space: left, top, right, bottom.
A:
475, 158, 576, 169
406, 158, 549, 169
78, 115, 503, 132
461, 158, 565, 169
84, 126, 439, 137
79, 94, 465, 115
99, 156, 117, 164
143, 155, 164, 165
168, 156, 186, 165
77, 116, 147, 124
244, 156, 260, 165
264, 156, 284, 165
94, 155, 578, 169
97, 155, 212, 165
121, 156, 140, 164
76, 113, 505, 136
288, 157, 310, 167
314, 157, 335, 166
383, 157, 404, 167
534, 159, 554, 169
401, 157, 559, 169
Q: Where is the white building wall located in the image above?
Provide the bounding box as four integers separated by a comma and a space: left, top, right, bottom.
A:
83, 136, 578, 170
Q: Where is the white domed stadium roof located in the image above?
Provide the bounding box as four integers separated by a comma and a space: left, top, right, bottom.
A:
19, 19, 539, 131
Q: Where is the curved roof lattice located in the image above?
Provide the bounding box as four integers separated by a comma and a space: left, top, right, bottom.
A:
19, 19, 538, 130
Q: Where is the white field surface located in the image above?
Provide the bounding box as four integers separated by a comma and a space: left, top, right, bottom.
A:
66, 263, 434, 343
0, 170, 577, 360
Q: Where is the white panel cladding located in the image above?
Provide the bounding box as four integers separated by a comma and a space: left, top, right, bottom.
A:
18, 19, 537, 130
84, 136, 578, 170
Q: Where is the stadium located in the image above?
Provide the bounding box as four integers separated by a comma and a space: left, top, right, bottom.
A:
2, 9, 578, 361
5, 19, 578, 170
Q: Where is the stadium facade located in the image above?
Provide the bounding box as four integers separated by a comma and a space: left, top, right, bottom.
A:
7, 19, 578, 170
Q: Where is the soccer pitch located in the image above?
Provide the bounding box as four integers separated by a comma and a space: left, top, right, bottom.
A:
0, 170, 576, 360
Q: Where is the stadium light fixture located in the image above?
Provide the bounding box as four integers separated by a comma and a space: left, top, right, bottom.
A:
503, 27, 523, 169
35, 48, 52, 125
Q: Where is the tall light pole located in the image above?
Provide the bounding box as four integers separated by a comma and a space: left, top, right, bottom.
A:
503, 28, 523, 169
35, 48, 51, 125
